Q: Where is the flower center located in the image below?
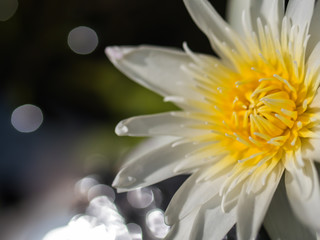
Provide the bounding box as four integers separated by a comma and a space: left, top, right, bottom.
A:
181, 18, 320, 197
229, 73, 298, 149
185, 52, 311, 196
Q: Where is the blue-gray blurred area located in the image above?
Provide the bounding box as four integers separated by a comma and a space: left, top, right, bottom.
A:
1, 1, 269, 240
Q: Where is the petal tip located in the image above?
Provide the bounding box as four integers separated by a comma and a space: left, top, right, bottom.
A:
105, 46, 124, 61
105, 46, 134, 62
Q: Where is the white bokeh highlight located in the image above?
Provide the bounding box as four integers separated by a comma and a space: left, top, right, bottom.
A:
88, 184, 116, 202
43, 195, 131, 240
127, 188, 154, 209
74, 176, 99, 198
127, 223, 142, 240
67, 26, 98, 55
11, 104, 43, 133
146, 209, 170, 239
0, 0, 18, 21
43, 215, 116, 240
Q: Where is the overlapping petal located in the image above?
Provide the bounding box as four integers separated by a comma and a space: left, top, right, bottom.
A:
229, 0, 284, 38
112, 140, 210, 192
165, 169, 227, 225
183, 0, 247, 59
285, 159, 320, 234
164, 207, 201, 240
189, 197, 236, 240
183, 0, 233, 46
286, 0, 314, 33
236, 163, 283, 240
264, 177, 316, 240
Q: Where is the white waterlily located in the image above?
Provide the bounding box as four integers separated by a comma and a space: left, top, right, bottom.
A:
106, 0, 320, 239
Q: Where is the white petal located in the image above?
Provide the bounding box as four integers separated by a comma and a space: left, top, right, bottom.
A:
221, 182, 242, 213
115, 112, 207, 137
164, 207, 201, 240
121, 136, 179, 167
259, 0, 284, 38
190, 196, 236, 240
105, 46, 198, 100
285, 159, 320, 233
228, 0, 284, 38
112, 141, 206, 192
264, 177, 316, 240
165, 169, 227, 225
237, 163, 283, 240
286, 0, 315, 30
183, 0, 238, 51
226, 0, 251, 36
243, 0, 283, 39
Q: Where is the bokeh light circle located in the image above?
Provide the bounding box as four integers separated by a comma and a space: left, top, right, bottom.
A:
127, 188, 154, 209
11, 104, 43, 133
127, 223, 142, 240
74, 176, 99, 199
88, 184, 116, 202
67, 26, 98, 55
146, 209, 170, 239
0, 0, 18, 21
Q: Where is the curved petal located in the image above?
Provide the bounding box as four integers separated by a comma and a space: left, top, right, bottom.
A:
190, 195, 236, 240
285, 159, 320, 233
165, 168, 227, 225
226, 0, 251, 36
105, 46, 199, 100
112, 140, 207, 192
115, 112, 208, 137
264, 176, 316, 240
236, 163, 283, 240
183, 0, 239, 51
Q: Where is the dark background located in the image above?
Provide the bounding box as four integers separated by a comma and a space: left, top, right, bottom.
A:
0, 1, 242, 240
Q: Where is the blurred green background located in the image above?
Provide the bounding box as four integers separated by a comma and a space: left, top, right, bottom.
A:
0, 0, 225, 239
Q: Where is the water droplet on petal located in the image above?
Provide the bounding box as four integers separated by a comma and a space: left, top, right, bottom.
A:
116, 123, 129, 135
127, 176, 135, 182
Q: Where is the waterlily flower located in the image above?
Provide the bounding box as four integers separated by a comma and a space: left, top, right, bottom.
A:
106, 0, 320, 239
